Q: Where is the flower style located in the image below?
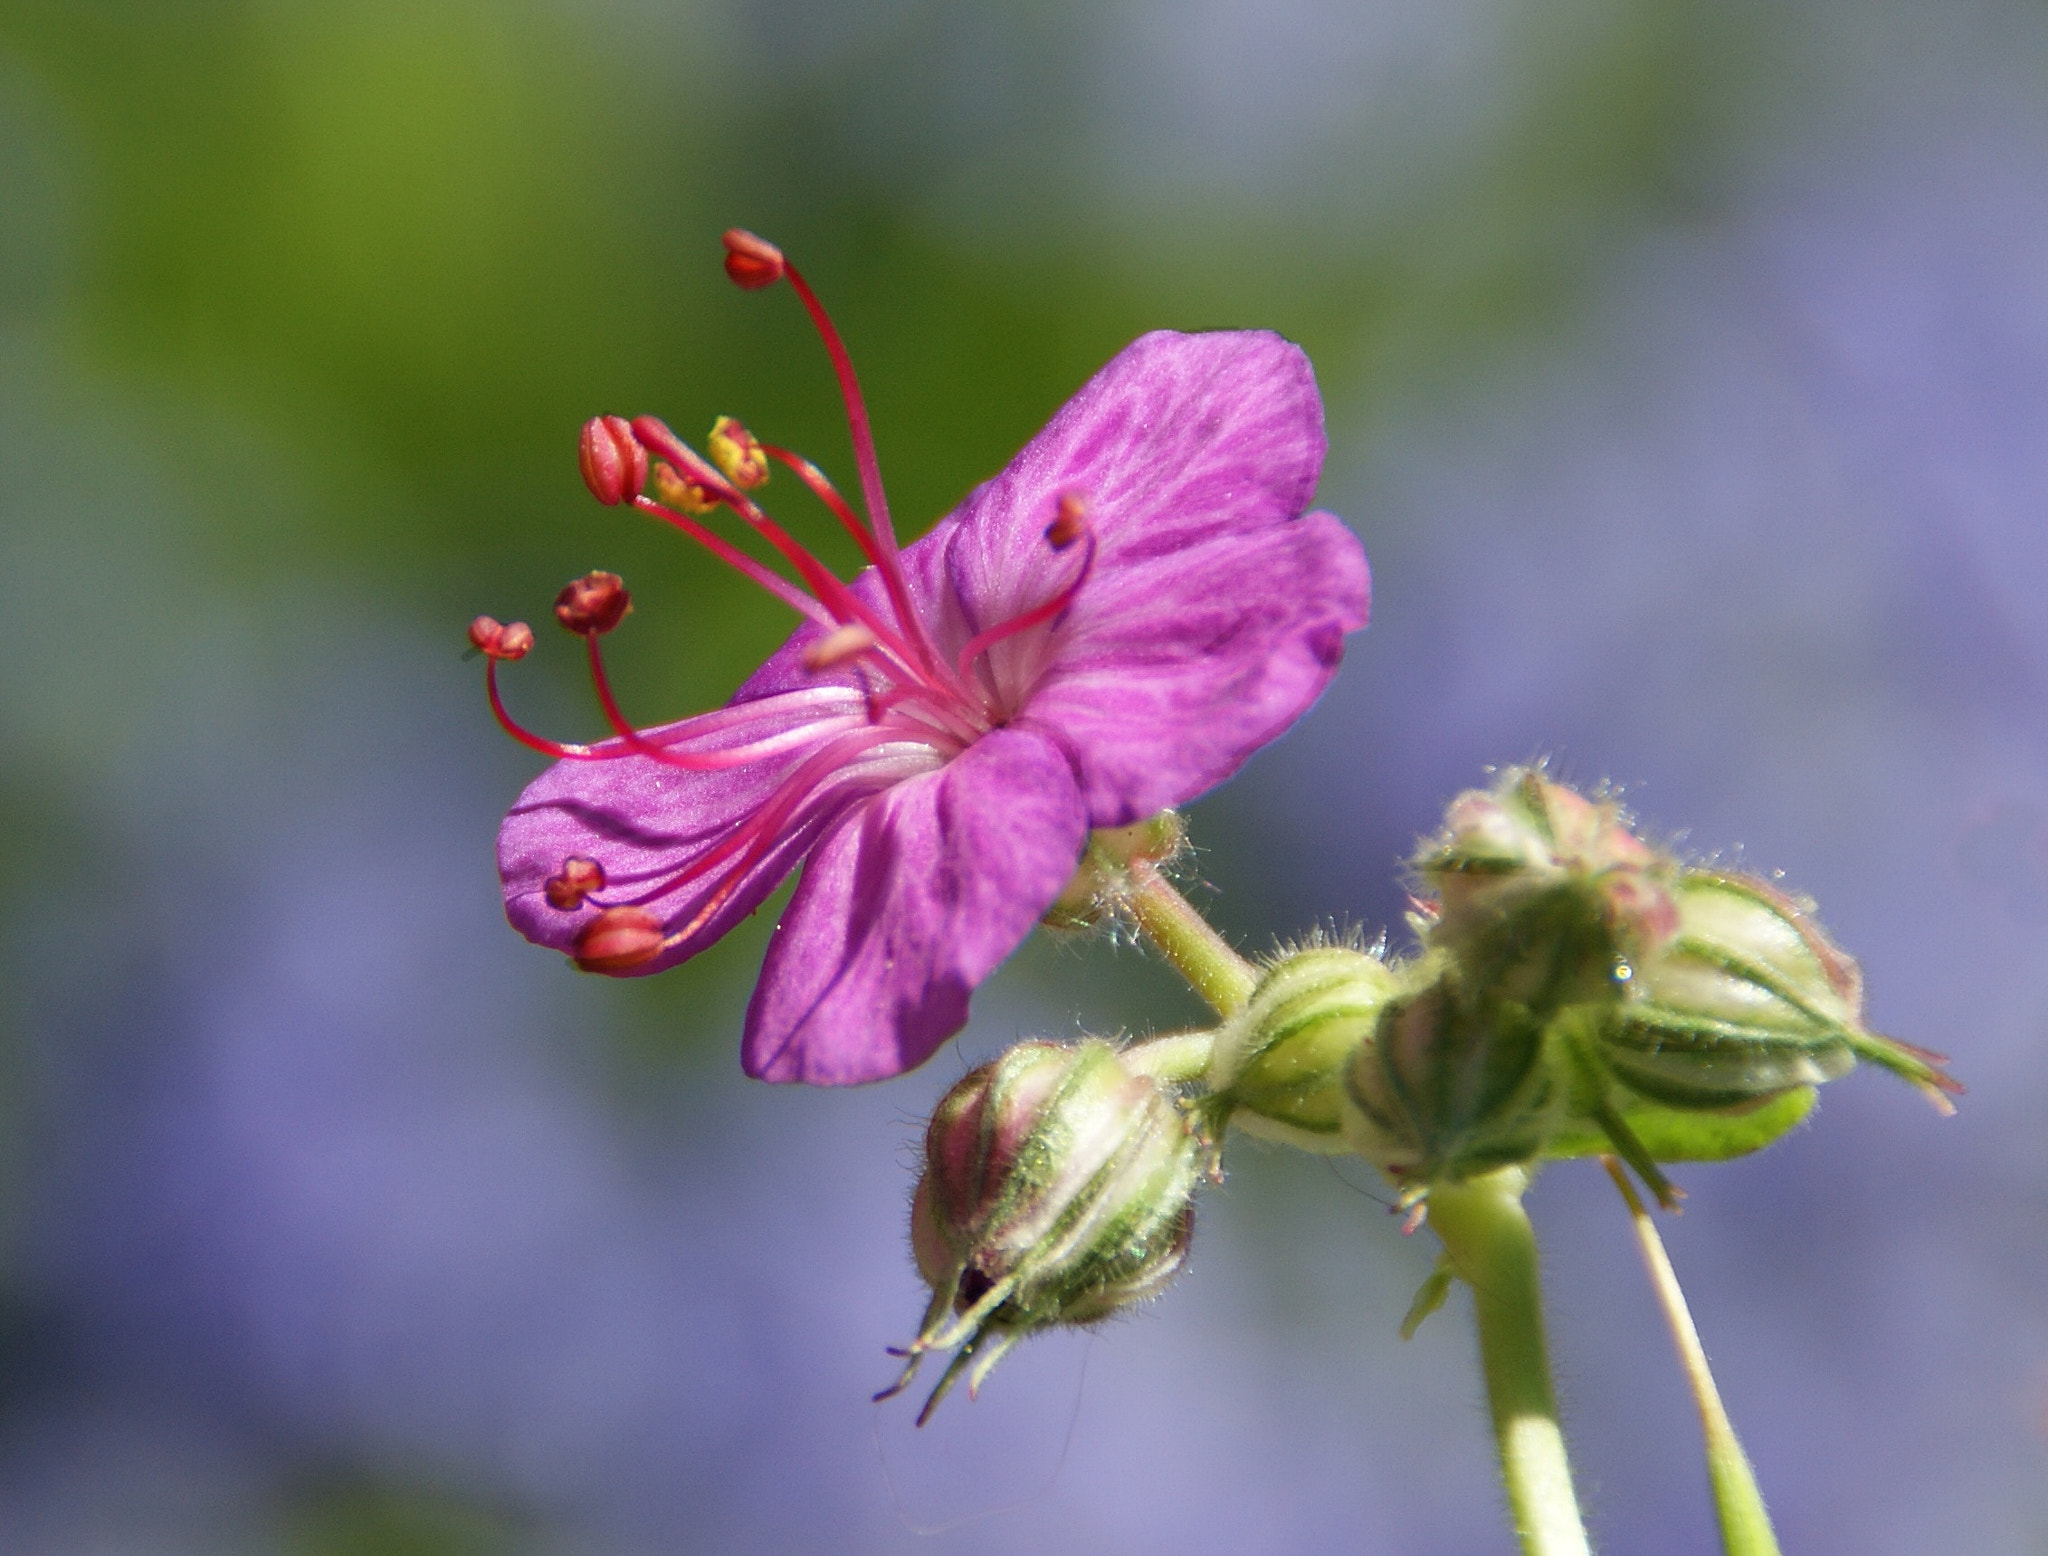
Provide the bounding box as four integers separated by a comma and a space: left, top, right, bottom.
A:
484, 231, 1369, 1085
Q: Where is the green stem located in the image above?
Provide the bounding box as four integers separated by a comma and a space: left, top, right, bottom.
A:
1120, 857, 1258, 1017
1426, 1168, 1592, 1556
1601, 1159, 1781, 1556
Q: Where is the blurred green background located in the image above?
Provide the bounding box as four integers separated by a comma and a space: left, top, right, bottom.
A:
4, 2, 2047, 1552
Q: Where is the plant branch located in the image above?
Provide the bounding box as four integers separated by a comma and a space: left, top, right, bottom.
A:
1601, 1158, 1781, 1556
1426, 1168, 1592, 1556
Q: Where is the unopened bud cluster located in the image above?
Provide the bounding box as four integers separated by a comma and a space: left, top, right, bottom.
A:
1196, 768, 1957, 1211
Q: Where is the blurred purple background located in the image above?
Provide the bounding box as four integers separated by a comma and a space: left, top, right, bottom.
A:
1, 1, 2045, 1551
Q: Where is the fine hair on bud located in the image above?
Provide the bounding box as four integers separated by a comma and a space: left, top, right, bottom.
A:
1209, 945, 1399, 1153
879, 1038, 1204, 1424
1411, 766, 1679, 1016
1042, 813, 1190, 931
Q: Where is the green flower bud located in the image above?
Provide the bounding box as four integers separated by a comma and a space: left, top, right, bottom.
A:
1209, 945, 1398, 1152
1413, 768, 1678, 1012
881, 1038, 1205, 1424
1594, 870, 1960, 1114
1342, 972, 1564, 1198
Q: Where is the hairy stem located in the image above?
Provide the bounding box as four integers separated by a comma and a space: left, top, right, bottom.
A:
1602, 1159, 1781, 1556
1426, 1169, 1592, 1556
1120, 858, 1258, 1017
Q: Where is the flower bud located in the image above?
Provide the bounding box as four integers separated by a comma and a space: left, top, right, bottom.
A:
721, 228, 786, 289
1595, 870, 1959, 1114
706, 416, 769, 489
1413, 768, 1678, 1012
553, 571, 632, 636
1343, 973, 1563, 1193
1209, 945, 1397, 1152
882, 1038, 1204, 1423
578, 415, 647, 506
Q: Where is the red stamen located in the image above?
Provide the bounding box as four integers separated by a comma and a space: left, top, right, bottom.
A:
708, 416, 770, 489
579, 416, 648, 507
632, 417, 946, 699
722, 228, 786, 289
760, 444, 883, 568
579, 632, 866, 773
717, 237, 954, 694
653, 460, 721, 515
546, 857, 607, 911
631, 417, 852, 608
486, 659, 601, 761
554, 571, 632, 636
760, 442, 937, 679
644, 725, 916, 949
572, 906, 666, 972
606, 725, 913, 915
629, 493, 834, 629
469, 616, 535, 661
954, 526, 1097, 690
778, 256, 901, 561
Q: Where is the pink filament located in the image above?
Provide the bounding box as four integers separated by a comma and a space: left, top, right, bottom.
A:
954, 529, 1098, 691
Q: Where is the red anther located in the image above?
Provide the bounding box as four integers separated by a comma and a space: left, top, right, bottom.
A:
470, 616, 535, 660
579, 416, 648, 507
545, 856, 607, 911
1045, 493, 1090, 550
554, 571, 632, 636
722, 228, 786, 289
707, 416, 770, 489
801, 622, 878, 671
571, 905, 667, 973
652, 460, 721, 516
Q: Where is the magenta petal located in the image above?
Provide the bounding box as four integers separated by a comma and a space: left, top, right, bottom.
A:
1019, 511, 1369, 825
741, 728, 1088, 1085
941, 330, 1327, 631
497, 695, 882, 974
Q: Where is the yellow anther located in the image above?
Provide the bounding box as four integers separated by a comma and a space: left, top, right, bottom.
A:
708, 416, 770, 489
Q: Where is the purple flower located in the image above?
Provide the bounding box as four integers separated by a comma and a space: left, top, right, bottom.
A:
484, 233, 1368, 1085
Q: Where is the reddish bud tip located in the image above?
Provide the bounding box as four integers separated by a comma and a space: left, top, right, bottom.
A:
579, 415, 648, 506
469, 615, 535, 661
707, 415, 770, 489
545, 856, 607, 911
554, 571, 632, 636
652, 460, 721, 516
571, 905, 666, 973
722, 228, 786, 289
1045, 493, 1090, 550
